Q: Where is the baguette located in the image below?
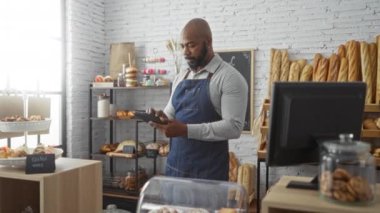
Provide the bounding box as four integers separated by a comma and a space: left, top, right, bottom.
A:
229, 152, 239, 182
288, 62, 301, 81
347, 40, 361, 81
237, 164, 254, 203
280, 50, 290, 81
297, 59, 307, 71
369, 43, 377, 103
327, 54, 340, 82
312, 53, 323, 81
377, 35, 380, 103
267, 48, 276, 97
337, 44, 346, 59
316, 57, 329, 82
360, 41, 372, 104
337, 57, 348, 82
300, 64, 313, 81
271, 50, 282, 82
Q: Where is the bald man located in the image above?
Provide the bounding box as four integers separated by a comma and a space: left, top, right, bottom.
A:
149, 18, 248, 181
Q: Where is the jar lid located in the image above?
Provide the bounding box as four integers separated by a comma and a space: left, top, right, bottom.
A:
98, 93, 109, 100
322, 133, 370, 153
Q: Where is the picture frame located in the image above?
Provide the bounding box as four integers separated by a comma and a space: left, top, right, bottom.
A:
216, 49, 254, 134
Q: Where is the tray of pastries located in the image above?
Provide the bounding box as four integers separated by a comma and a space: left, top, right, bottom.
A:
0, 145, 63, 167
0, 115, 50, 132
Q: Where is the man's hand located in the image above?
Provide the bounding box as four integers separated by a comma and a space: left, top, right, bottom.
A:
147, 108, 169, 124
149, 119, 187, 138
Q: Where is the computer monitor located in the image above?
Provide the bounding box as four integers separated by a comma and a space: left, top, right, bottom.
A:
266, 82, 366, 189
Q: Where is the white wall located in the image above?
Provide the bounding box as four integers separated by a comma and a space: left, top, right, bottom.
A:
67, 0, 380, 197
66, 0, 106, 158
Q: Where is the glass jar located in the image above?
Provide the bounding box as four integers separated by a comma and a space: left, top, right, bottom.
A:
319, 133, 376, 205
124, 168, 148, 191
97, 94, 110, 118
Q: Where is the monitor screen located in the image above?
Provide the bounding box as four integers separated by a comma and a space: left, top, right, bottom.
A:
266, 82, 366, 167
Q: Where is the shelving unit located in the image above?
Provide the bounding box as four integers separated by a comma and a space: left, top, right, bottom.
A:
89, 84, 170, 201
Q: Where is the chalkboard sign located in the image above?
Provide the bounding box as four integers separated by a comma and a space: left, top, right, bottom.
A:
25, 154, 55, 174
216, 49, 254, 132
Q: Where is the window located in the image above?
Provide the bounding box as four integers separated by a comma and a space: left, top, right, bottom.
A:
0, 0, 64, 148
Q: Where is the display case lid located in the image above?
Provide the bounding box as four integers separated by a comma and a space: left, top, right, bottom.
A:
137, 176, 248, 213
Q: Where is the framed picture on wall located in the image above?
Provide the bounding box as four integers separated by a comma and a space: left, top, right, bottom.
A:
216, 49, 254, 134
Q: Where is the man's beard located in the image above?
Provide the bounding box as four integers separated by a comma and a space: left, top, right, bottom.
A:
186, 43, 208, 70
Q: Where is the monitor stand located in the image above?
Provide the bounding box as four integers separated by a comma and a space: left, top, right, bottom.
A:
286, 175, 318, 190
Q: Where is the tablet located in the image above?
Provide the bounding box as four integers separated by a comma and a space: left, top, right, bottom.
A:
133, 111, 168, 124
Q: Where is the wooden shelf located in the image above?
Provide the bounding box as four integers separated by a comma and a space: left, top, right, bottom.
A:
361, 129, 380, 138
365, 104, 380, 112
103, 187, 139, 200
257, 149, 267, 160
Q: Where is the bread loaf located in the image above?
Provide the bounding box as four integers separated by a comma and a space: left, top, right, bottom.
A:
360, 41, 373, 104
316, 58, 329, 82
297, 59, 307, 71
288, 62, 301, 81
337, 57, 348, 82
347, 40, 361, 81
271, 50, 282, 82
280, 50, 290, 81
229, 152, 239, 182
377, 35, 380, 103
268, 48, 276, 97
300, 64, 313, 81
237, 163, 254, 203
312, 53, 323, 81
337, 44, 346, 59
369, 43, 377, 103
327, 54, 340, 82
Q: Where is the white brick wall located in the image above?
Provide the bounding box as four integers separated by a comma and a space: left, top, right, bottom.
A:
66, 0, 106, 158
67, 0, 380, 197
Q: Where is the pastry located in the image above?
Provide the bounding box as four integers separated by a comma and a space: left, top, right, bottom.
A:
363, 118, 378, 130
312, 53, 323, 81
369, 43, 377, 103
115, 140, 146, 155
377, 35, 380, 103
315, 58, 329, 82
219, 208, 237, 213
347, 40, 361, 81
373, 148, 380, 158
29, 115, 44, 121
268, 48, 276, 97
33, 145, 55, 154
337, 44, 346, 59
299, 64, 313, 81
104, 75, 113, 82
280, 50, 290, 81
360, 41, 373, 103
271, 50, 282, 82
288, 62, 301, 81
327, 54, 339, 82
0, 147, 10, 158
229, 152, 239, 182
9, 146, 28, 157
337, 57, 348, 82
297, 59, 307, 71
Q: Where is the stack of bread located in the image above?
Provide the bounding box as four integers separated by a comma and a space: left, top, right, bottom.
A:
267, 34, 380, 105
125, 66, 138, 87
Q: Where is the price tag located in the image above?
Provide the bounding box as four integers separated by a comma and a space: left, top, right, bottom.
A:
25, 154, 55, 174
122, 145, 135, 154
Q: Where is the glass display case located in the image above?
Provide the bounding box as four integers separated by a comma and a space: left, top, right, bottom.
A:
137, 176, 248, 213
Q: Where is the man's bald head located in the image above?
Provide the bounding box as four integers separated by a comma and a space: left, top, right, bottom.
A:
181, 18, 212, 43
180, 18, 214, 71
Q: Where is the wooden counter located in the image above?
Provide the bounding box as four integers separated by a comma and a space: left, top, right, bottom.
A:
0, 158, 102, 213
261, 176, 380, 213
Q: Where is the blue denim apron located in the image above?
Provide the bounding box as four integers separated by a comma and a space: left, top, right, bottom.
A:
165, 70, 229, 181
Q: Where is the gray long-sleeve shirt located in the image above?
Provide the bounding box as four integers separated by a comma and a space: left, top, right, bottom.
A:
164, 54, 248, 141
